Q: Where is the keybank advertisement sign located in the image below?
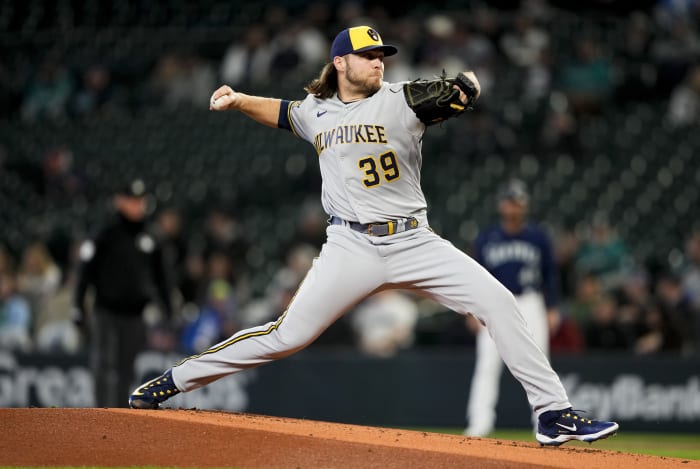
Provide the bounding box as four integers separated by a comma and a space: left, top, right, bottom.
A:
0, 350, 698, 431
561, 374, 700, 422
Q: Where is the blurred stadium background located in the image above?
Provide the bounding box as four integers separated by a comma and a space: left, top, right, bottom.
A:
1, 0, 699, 432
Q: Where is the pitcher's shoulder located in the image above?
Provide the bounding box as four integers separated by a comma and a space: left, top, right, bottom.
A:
382, 81, 409, 94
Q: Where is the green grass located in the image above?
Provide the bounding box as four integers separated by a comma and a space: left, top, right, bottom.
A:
420, 428, 700, 460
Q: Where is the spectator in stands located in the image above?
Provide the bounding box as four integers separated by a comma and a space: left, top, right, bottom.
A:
180, 279, 239, 355
41, 145, 89, 201
634, 299, 684, 354
549, 312, 584, 354
269, 5, 329, 80
583, 293, 629, 351
152, 206, 187, 293
350, 290, 419, 358
650, 16, 700, 94
20, 54, 74, 122
654, 270, 698, 354
267, 244, 318, 321
179, 251, 208, 305
616, 269, 653, 344
382, 17, 420, 83
552, 224, 580, 300
449, 108, 517, 160
200, 207, 250, 284
682, 230, 700, 309
615, 12, 657, 103
523, 47, 554, 108
178, 52, 217, 108
17, 242, 62, 321
240, 243, 319, 329
0, 271, 32, 351
150, 50, 216, 110
453, 21, 497, 98
70, 63, 122, 118
0, 243, 16, 276
575, 212, 630, 291
556, 37, 613, 115
414, 15, 467, 80
539, 93, 579, 154
566, 273, 601, 325
332, 1, 370, 32
240, 271, 297, 330
287, 199, 330, 251
34, 243, 81, 354
220, 24, 274, 88
667, 64, 700, 127
499, 11, 550, 68
206, 250, 236, 285
203, 247, 252, 320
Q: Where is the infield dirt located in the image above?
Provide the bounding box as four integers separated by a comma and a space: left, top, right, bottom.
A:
1, 408, 698, 468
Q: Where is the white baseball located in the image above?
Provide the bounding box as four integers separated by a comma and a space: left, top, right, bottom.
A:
211, 95, 232, 111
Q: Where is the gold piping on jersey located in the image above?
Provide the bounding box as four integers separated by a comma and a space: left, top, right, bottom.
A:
174, 266, 312, 368
173, 310, 290, 367
288, 100, 302, 138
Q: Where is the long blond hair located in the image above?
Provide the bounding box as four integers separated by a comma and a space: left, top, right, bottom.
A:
304, 62, 338, 99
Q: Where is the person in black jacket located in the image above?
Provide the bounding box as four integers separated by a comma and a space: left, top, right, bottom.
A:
73, 179, 173, 407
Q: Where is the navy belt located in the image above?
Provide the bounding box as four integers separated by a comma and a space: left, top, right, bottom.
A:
330, 216, 420, 236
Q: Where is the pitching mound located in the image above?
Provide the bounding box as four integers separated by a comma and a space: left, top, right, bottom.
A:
1, 408, 696, 468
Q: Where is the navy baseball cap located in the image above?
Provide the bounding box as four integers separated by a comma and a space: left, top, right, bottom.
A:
499, 179, 529, 204
330, 26, 398, 61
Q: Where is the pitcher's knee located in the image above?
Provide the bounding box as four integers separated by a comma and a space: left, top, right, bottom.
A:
270, 327, 317, 358
477, 280, 519, 317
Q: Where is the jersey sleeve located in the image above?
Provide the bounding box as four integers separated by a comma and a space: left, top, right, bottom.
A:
281, 95, 314, 143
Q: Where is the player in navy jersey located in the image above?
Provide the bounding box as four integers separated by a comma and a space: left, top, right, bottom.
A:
466, 178, 561, 436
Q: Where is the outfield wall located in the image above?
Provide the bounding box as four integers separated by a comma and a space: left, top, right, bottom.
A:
1, 349, 698, 432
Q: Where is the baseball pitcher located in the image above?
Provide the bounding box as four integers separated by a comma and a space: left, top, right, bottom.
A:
129, 25, 618, 446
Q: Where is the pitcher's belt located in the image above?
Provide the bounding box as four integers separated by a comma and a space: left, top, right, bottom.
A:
330, 216, 420, 237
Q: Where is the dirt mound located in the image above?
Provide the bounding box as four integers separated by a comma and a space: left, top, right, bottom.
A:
1, 408, 696, 468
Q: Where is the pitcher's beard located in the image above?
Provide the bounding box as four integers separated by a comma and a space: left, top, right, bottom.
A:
346, 69, 382, 96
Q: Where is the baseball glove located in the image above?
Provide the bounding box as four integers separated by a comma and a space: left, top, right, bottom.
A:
403, 71, 479, 125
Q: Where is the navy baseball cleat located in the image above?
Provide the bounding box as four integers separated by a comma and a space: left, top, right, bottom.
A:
536, 408, 619, 446
129, 368, 180, 409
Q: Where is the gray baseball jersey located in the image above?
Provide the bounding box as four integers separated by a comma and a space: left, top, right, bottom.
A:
285, 82, 428, 225
168, 81, 572, 417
